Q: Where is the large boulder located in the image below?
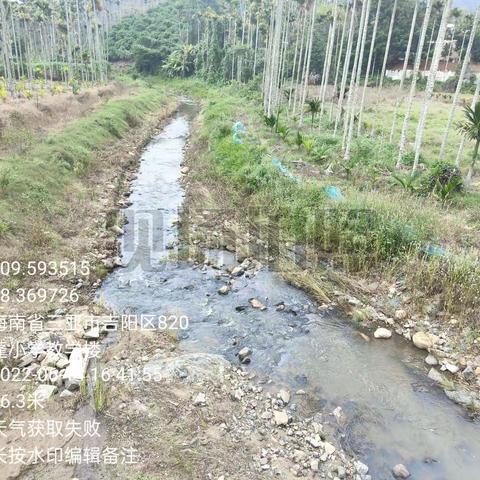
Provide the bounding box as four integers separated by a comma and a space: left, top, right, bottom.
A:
412, 332, 438, 350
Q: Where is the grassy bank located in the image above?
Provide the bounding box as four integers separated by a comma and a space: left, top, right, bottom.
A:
173, 78, 479, 319
0, 79, 175, 313
0, 82, 167, 235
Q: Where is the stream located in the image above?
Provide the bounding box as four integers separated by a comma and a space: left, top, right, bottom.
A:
99, 102, 480, 479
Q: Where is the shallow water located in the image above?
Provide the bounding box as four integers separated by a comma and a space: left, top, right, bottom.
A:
99, 102, 480, 479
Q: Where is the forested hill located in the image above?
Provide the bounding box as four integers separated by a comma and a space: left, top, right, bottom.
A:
108, 0, 480, 80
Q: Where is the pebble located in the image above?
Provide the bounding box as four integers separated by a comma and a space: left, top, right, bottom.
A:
355, 461, 369, 475
193, 392, 206, 406
425, 354, 438, 366
278, 389, 291, 405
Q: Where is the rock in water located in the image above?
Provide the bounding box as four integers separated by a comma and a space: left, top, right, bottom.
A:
230, 266, 244, 277
238, 347, 252, 362
412, 332, 438, 350
218, 285, 230, 295
374, 327, 392, 339
249, 298, 267, 310
392, 464, 410, 478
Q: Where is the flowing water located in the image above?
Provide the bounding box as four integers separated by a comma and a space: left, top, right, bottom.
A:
99, 102, 480, 479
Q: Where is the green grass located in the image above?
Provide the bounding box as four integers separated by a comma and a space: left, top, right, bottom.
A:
174, 78, 480, 315
0, 80, 169, 242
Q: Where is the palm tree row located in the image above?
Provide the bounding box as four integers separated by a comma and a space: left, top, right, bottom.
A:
0, 0, 168, 95
257, 0, 479, 179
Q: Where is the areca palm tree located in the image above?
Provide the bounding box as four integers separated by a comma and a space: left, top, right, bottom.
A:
306, 97, 321, 125
456, 101, 480, 183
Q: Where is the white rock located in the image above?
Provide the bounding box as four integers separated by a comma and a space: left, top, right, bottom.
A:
84, 326, 100, 340
445, 363, 459, 374
193, 392, 206, 406
34, 384, 57, 402
41, 351, 60, 368
278, 389, 291, 404
323, 442, 336, 456
273, 410, 289, 426
307, 435, 322, 448
59, 389, 74, 399
337, 466, 346, 478
392, 464, 410, 478
63, 347, 90, 391
231, 266, 244, 277
218, 285, 230, 295
374, 328, 392, 339
249, 298, 266, 310
425, 354, 438, 366
310, 459, 319, 472
395, 309, 407, 320
56, 357, 70, 369
238, 347, 252, 361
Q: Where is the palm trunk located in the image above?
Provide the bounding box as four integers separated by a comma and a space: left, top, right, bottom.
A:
439, 6, 479, 160
334, 0, 357, 136
288, 9, 303, 114
424, 17, 437, 70
397, 0, 433, 167
329, 4, 349, 122
412, 0, 452, 175
292, 9, 308, 117
344, 0, 370, 159
444, 26, 455, 71
389, 1, 419, 143
299, 0, 317, 125
358, 0, 382, 135
319, 0, 339, 125
379, 0, 398, 91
